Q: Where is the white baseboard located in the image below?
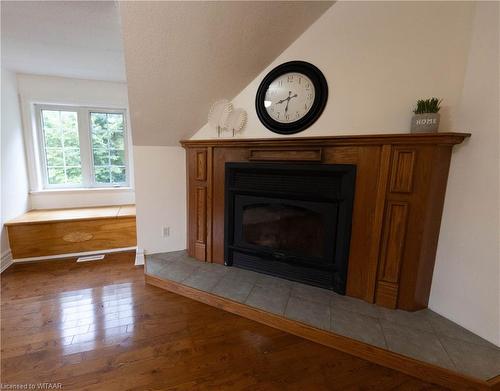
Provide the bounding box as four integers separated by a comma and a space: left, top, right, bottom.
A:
135, 247, 145, 266
12, 247, 137, 264
1, 250, 13, 273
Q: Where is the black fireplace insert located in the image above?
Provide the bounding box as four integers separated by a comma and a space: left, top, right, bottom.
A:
224, 162, 356, 294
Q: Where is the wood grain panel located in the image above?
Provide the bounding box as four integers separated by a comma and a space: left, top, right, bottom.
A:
5, 205, 136, 225
379, 202, 409, 283
375, 280, 400, 309
7, 217, 136, 259
344, 146, 382, 301
195, 187, 207, 244
195, 150, 207, 181
248, 148, 322, 161
390, 148, 416, 193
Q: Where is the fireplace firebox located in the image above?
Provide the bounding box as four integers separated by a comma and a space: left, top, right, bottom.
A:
224, 162, 356, 294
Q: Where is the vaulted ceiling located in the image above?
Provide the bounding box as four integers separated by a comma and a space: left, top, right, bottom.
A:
119, 1, 334, 146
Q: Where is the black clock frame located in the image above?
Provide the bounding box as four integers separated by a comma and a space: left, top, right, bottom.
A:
255, 61, 328, 135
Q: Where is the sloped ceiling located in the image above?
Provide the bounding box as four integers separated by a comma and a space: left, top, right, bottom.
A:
120, 1, 333, 146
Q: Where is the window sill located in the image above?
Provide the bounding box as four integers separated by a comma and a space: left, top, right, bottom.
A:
30, 187, 134, 195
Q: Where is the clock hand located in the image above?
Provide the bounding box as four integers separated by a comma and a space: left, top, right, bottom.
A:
285, 93, 298, 112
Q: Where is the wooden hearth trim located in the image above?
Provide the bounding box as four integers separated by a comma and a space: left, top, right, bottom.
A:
146, 273, 491, 391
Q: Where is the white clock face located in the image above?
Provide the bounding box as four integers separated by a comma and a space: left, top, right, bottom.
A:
264, 72, 315, 123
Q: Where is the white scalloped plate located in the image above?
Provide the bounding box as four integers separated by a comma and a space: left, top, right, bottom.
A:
208, 99, 233, 129
225, 108, 247, 133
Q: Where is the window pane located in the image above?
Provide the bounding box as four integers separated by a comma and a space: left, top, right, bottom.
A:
90, 112, 126, 184
41, 110, 82, 186
47, 167, 65, 185
95, 167, 111, 183
111, 166, 126, 183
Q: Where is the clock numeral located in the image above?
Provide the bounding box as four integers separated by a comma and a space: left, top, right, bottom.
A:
279, 80, 283, 87
287, 75, 293, 83
285, 114, 290, 120
295, 112, 300, 119
304, 104, 308, 111
276, 112, 280, 119
308, 93, 313, 100
270, 107, 274, 113
305, 82, 310, 88
298, 77, 301, 84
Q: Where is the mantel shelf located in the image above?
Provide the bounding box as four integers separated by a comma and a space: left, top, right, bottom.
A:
181, 132, 470, 148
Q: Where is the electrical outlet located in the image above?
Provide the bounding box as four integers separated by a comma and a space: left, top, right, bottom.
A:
162, 226, 170, 238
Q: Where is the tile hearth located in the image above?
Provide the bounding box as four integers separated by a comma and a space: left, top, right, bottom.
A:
145, 250, 500, 381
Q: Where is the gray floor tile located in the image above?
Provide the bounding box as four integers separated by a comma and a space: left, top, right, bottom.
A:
149, 250, 186, 262
290, 282, 334, 305
245, 284, 291, 315
255, 273, 293, 290
380, 319, 456, 371
156, 261, 199, 283
145, 257, 167, 275
438, 335, 500, 380
183, 268, 226, 292
285, 296, 331, 330
425, 310, 495, 348
378, 307, 434, 332
331, 309, 387, 349
211, 274, 255, 302
331, 293, 381, 318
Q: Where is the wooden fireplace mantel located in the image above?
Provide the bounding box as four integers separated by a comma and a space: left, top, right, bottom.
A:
181, 132, 470, 310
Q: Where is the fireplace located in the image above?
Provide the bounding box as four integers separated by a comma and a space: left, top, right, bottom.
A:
224, 162, 356, 294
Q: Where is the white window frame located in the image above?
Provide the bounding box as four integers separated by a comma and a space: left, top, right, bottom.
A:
34, 104, 130, 189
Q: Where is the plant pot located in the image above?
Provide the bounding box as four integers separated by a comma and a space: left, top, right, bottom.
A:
411, 113, 440, 133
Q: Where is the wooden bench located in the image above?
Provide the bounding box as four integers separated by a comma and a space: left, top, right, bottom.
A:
5, 205, 136, 260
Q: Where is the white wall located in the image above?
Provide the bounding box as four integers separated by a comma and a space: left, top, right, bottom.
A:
1, 68, 30, 266
193, 1, 474, 139
133, 146, 186, 254
190, 2, 500, 345
17, 74, 135, 208
429, 2, 500, 346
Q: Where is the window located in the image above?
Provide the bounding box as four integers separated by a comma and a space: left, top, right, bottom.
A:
35, 105, 129, 188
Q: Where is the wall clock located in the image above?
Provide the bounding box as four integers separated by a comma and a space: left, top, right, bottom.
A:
255, 61, 328, 135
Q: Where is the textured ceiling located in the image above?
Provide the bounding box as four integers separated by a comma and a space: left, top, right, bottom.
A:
120, 1, 333, 146
1, 1, 125, 81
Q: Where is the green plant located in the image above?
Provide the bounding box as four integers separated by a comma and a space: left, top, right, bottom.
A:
413, 98, 442, 114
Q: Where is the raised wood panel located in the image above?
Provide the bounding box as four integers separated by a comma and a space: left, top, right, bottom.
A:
379, 202, 409, 283
7, 217, 136, 259
397, 145, 454, 310
390, 148, 416, 193
195, 187, 207, 244
196, 150, 207, 181
248, 148, 322, 162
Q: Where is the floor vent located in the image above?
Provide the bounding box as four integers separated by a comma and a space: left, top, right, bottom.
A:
76, 254, 105, 263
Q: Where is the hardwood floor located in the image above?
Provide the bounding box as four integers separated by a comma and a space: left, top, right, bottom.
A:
1, 252, 444, 390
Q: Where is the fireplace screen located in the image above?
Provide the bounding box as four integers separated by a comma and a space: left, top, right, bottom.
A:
224, 162, 356, 293
242, 203, 325, 258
